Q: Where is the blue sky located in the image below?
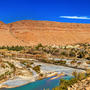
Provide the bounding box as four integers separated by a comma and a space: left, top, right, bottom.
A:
0, 0, 90, 24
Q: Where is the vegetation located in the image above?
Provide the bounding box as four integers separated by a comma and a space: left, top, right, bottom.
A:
4, 61, 16, 71
20, 61, 33, 68
33, 65, 41, 73
1, 43, 90, 61
35, 43, 43, 50
0, 70, 14, 80
77, 51, 85, 58
0, 45, 24, 51
69, 51, 76, 57
52, 78, 77, 90
52, 70, 90, 90
1, 43, 90, 89
37, 58, 66, 65
54, 60, 66, 65
86, 69, 90, 76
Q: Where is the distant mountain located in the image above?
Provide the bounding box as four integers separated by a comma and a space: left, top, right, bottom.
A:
0, 20, 90, 46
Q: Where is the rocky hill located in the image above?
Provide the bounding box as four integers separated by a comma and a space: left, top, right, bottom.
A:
0, 20, 90, 46
0, 21, 28, 46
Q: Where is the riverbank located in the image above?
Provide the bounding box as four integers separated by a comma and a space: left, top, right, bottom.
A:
0, 71, 59, 89
37, 72, 58, 80
50, 72, 66, 80
35, 62, 86, 76
0, 61, 86, 89
0, 76, 34, 89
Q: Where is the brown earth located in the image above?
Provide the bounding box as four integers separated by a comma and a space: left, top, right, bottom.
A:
0, 20, 90, 46
0, 21, 28, 46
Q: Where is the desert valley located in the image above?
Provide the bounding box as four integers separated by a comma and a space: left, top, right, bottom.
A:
0, 20, 90, 90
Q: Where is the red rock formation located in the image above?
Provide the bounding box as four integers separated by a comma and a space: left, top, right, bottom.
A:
0, 20, 90, 46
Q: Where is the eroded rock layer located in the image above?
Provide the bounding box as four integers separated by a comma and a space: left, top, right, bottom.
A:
0, 20, 90, 46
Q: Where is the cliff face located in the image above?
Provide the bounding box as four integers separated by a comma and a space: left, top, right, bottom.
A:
0, 20, 90, 46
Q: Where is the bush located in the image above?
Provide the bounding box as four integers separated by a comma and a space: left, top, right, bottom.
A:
78, 72, 85, 80
72, 70, 77, 78
86, 69, 90, 76
35, 43, 43, 50
69, 51, 76, 57
61, 52, 66, 55
33, 65, 40, 73
54, 60, 66, 65
77, 51, 85, 58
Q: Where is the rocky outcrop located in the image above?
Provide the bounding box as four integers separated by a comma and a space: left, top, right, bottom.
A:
68, 77, 90, 90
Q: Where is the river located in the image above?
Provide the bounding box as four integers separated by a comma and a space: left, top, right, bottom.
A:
1, 62, 85, 90
2, 75, 73, 90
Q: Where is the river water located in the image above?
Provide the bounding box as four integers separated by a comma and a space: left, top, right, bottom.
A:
2, 75, 73, 90
2, 62, 84, 90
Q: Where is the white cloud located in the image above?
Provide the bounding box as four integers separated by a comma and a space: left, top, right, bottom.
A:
59, 16, 90, 19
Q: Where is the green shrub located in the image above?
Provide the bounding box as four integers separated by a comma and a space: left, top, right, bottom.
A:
33, 65, 40, 73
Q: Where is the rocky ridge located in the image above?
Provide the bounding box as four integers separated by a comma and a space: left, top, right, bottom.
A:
0, 20, 90, 46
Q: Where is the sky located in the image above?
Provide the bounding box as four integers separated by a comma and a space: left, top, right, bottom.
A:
0, 0, 90, 24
